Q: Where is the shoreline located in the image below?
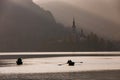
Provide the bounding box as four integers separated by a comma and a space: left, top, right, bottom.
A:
0, 53, 120, 59
0, 70, 120, 80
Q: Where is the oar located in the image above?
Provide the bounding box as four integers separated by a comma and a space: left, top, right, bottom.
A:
58, 61, 83, 66
58, 63, 67, 66
80, 61, 83, 63
75, 61, 83, 63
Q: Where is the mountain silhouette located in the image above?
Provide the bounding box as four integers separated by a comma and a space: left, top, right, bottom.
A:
0, 0, 66, 52
39, 1, 120, 40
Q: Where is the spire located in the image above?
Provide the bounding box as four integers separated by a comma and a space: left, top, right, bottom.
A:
72, 17, 76, 32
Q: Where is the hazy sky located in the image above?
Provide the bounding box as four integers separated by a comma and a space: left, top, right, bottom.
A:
33, 0, 120, 25
33, 0, 120, 40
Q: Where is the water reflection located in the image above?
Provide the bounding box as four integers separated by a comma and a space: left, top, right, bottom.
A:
0, 56, 120, 74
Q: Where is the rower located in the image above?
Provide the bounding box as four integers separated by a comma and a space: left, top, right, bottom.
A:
16, 58, 23, 65
67, 60, 75, 66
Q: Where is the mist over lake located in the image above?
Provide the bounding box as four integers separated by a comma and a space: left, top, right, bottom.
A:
0, 0, 120, 52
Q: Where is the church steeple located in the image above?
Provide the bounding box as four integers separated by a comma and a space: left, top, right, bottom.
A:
72, 18, 76, 32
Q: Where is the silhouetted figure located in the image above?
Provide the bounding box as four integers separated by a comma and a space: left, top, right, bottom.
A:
16, 58, 23, 65
67, 60, 75, 66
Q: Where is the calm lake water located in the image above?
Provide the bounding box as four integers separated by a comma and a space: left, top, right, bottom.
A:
0, 52, 120, 74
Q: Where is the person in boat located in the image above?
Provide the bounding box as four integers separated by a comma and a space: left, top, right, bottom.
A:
67, 60, 75, 66
16, 58, 23, 65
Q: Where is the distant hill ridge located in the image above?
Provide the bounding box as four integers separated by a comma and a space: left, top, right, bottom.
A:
0, 0, 65, 51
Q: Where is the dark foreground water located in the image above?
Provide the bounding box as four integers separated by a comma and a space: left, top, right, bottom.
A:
0, 70, 120, 80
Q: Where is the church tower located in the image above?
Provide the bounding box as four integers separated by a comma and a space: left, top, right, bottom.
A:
72, 18, 76, 33
71, 18, 86, 42
71, 18, 78, 42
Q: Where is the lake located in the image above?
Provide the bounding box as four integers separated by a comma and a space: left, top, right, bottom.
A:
0, 52, 120, 74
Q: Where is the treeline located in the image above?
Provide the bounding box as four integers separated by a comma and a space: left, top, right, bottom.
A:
83, 32, 118, 51
44, 31, 119, 52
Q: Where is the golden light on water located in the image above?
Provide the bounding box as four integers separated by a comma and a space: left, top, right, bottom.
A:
0, 53, 120, 74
